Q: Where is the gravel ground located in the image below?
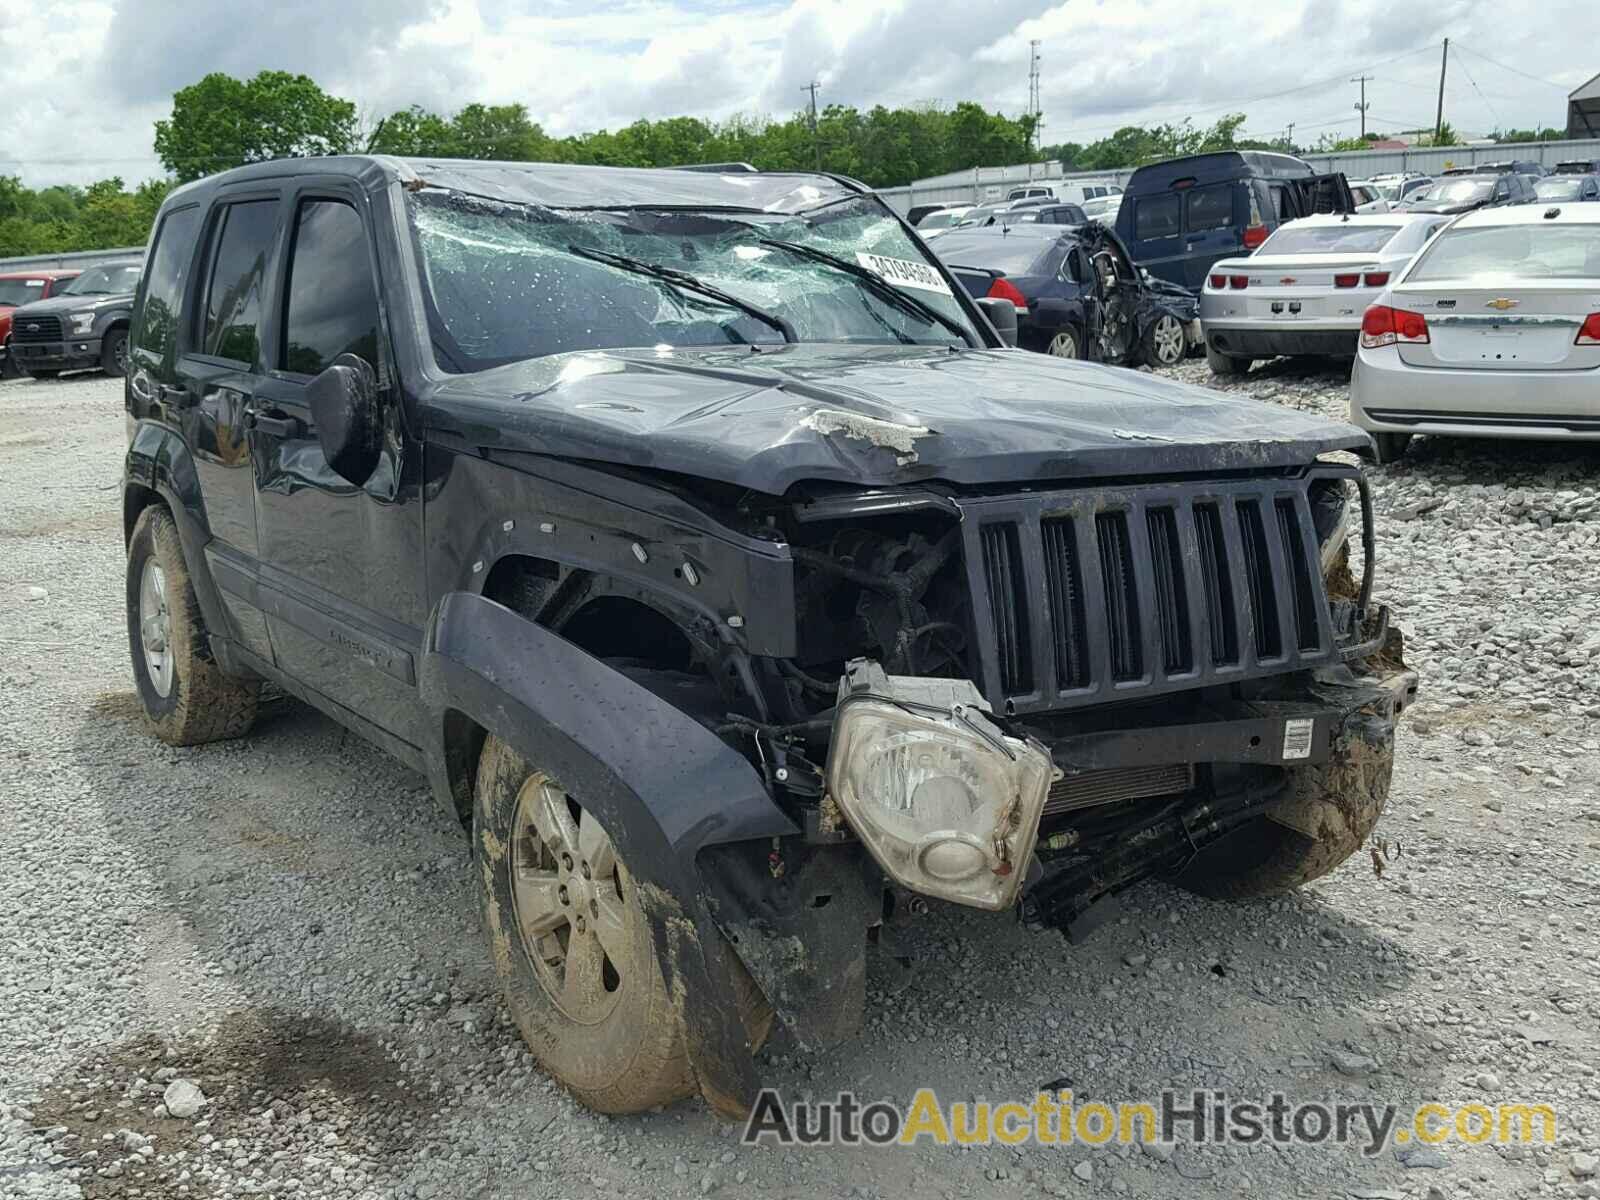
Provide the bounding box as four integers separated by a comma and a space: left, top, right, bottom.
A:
2, 363, 1598, 1200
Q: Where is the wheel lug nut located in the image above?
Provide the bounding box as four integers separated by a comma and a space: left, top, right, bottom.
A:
575, 916, 587, 934
561, 853, 574, 872
558, 885, 570, 906
580, 862, 591, 879
589, 898, 598, 917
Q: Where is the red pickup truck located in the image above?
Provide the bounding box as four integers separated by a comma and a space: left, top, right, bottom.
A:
0, 270, 80, 378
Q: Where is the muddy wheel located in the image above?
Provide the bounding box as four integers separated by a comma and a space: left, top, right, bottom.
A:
1173, 711, 1394, 899
126, 505, 259, 745
1372, 432, 1412, 464
474, 735, 770, 1113
1205, 344, 1251, 376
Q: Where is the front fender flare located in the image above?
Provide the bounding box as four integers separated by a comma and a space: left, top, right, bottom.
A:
417, 590, 798, 1115
124, 420, 228, 636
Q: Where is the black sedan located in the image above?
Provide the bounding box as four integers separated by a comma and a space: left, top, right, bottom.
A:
930, 223, 1197, 367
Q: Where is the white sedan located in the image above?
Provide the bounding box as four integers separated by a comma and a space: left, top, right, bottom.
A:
1200, 213, 1453, 375
1351, 204, 1600, 462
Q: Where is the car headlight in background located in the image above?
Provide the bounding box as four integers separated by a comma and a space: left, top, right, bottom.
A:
68, 312, 96, 336
826, 660, 1052, 911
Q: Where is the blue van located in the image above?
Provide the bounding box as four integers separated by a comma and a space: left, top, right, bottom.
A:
1115, 151, 1353, 291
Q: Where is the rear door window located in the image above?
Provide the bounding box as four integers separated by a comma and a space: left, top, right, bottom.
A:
1185, 185, 1234, 232
1135, 194, 1181, 239
132, 206, 201, 366
281, 199, 382, 375
198, 200, 280, 365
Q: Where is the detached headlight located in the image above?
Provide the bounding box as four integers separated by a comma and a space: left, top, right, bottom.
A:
68, 312, 96, 335
825, 660, 1052, 911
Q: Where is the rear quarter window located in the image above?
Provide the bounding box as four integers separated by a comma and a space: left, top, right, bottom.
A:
132, 206, 201, 366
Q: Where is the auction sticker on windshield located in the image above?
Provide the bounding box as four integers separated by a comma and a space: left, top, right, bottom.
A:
856, 252, 953, 296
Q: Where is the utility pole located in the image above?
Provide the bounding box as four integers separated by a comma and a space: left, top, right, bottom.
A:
1028, 40, 1043, 156
1351, 74, 1373, 139
1284, 122, 1295, 150
802, 81, 821, 170
1434, 38, 1449, 144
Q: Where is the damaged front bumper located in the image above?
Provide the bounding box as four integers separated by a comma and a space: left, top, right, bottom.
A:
1016, 661, 1417, 937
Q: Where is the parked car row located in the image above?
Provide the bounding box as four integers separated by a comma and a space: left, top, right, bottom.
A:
0, 257, 143, 380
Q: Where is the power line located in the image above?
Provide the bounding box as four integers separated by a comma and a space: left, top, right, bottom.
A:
1453, 56, 1505, 133
1451, 42, 1574, 92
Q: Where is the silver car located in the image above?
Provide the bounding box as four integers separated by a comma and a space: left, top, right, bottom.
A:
1200, 214, 1453, 375
1350, 204, 1600, 462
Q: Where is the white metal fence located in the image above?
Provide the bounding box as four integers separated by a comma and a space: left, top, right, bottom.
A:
876, 138, 1600, 215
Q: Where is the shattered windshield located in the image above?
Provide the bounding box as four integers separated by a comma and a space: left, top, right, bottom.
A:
408, 191, 979, 372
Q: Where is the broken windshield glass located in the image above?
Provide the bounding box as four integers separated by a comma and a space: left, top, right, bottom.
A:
407, 191, 979, 372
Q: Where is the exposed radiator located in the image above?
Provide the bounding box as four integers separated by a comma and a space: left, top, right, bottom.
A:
1044, 762, 1196, 818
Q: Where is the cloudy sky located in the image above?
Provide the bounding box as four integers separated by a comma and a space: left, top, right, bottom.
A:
0, 0, 1592, 188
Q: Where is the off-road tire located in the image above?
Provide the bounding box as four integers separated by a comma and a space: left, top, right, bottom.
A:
25, 368, 60, 380
474, 735, 771, 1113
1205, 344, 1251, 376
1372, 432, 1412, 464
1173, 711, 1394, 899
101, 328, 129, 377
126, 505, 259, 744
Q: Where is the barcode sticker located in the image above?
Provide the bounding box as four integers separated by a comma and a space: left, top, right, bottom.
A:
1281, 719, 1315, 761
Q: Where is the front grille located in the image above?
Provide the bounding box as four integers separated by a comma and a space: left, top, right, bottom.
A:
966, 477, 1337, 714
1044, 763, 1195, 818
12, 315, 62, 343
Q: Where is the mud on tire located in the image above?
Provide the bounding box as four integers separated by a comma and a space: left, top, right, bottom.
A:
126, 505, 259, 745
474, 735, 772, 1114
1174, 710, 1394, 899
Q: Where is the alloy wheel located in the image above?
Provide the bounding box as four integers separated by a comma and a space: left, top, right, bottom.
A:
1047, 330, 1078, 358
1151, 314, 1186, 366
509, 775, 629, 1025
138, 558, 174, 698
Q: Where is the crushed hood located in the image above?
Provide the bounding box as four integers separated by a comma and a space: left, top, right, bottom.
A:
422, 344, 1369, 494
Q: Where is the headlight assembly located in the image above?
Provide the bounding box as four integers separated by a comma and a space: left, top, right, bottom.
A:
69, 312, 96, 336
825, 660, 1052, 911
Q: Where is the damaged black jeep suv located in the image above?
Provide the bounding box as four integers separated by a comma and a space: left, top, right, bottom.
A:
123, 156, 1416, 1116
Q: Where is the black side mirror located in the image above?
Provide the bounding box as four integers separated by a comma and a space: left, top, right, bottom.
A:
308, 354, 381, 485
974, 296, 1019, 347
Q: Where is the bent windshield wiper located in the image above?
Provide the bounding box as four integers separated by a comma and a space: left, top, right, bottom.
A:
756, 238, 975, 347
566, 244, 795, 343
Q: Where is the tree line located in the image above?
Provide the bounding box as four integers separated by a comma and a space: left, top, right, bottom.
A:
0, 69, 1583, 259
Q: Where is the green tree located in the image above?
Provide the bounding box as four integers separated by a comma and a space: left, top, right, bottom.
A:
154, 71, 358, 182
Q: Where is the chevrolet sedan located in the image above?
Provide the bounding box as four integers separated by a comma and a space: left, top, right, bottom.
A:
1350, 204, 1600, 462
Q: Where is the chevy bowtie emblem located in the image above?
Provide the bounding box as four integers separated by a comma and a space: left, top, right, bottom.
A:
1485, 297, 1519, 311
1279, 277, 1296, 285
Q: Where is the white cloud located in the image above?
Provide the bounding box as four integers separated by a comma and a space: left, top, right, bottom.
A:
0, 0, 1589, 188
